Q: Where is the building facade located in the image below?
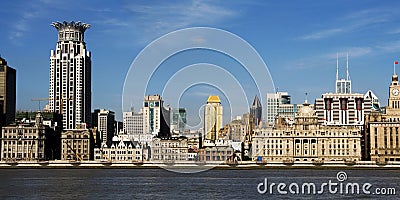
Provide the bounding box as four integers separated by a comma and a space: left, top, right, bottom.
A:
367, 70, 400, 162
151, 137, 188, 162
0, 56, 16, 126
49, 21, 91, 129
170, 108, 187, 134
1, 113, 47, 161
143, 94, 170, 137
277, 103, 303, 126
123, 111, 143, 135
98, 109, 115, 146
253, 102, 362, 163
315, 55, 373, 126
266, 92, 290, 126
94, 135, 142, 162
315, 93, 372, 126
61, 129, 92, 161
204, 95, 223, 142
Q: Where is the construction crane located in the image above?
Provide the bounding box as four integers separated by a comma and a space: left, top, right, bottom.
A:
31, 96, 73, 112
64, 140, 83, 161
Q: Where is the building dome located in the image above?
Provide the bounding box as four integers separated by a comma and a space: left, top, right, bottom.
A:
112, 135, 120, 142
297, 104, 315, 117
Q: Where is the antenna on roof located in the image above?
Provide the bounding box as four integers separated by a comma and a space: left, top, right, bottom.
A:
336, 53, 339, 81
346, 52, 349, 80
305, 92, 308, 104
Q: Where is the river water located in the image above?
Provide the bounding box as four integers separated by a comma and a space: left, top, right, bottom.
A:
0, 169, 398, 199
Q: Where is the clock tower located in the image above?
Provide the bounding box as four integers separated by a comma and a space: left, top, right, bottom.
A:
386, 72, 400, 116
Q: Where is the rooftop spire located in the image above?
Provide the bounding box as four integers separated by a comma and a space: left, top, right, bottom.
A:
336, 53, 339, 81
346, 52, 349, 80
251, 95, 261, 107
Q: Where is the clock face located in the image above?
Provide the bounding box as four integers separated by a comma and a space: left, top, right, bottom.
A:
393, 89, 399, 96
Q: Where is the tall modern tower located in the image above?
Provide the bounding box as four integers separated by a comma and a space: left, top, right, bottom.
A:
49, 21, 91, 129
335, 53, 351, 94
0, 56, 16, 126
204, 95, 223, 142
143, 94, 170, 138
250, 95, 262, 127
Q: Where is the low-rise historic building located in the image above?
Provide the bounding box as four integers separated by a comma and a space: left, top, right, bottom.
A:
366, 71, 400, 162
61, 129, 92, 161
94, 135, 142, 162
252, 102, 362, 163
151, 137, 188, 162
1, 113, 48, 161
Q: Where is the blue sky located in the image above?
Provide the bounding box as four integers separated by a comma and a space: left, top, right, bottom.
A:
1, 0, 400, 124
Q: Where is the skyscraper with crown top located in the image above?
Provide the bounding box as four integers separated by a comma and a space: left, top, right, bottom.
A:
49, 21, 92, 130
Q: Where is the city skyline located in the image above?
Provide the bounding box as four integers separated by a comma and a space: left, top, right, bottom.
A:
1, 1, 400, 123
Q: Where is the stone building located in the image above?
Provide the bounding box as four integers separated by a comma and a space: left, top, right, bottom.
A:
151, 137, 188, 162
252, 102, 362, 163
366, 69, 400, 162
1, 113, 47, 161
94, 135, 142, 162
61, 129, 92, 161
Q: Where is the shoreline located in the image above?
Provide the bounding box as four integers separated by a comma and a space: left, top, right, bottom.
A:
1, 161, 400, 170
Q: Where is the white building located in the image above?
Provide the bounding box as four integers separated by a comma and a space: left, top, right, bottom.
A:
94, 135, 142, 162
364, 90, 380, 111
151, 137, 188, 162
143, 94, 170, 137
277, 103, 303, 126
123, 111, 143, 135
204, 95, 223, 142
253, 102, 362, 163
98, 109, 115, 146
49, 21, 91, 129
266, 92, 290, 126
315, 56, 372, 126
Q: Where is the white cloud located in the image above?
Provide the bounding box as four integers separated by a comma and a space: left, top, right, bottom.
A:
300, 28, 343, 40
299, 7, 395, 40
122, 0, 238, 41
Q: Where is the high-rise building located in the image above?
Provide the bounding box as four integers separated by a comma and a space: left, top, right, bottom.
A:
123, 111, 144, 135
204, 95, 223, 142
315, 56, 372, 126
143, 94, 170, 137
250, 95, 262, 127
49, 21, 92, 130
98, 109, 115, 147
0, 56, 16, 126
91, 109, 100, 128
170, 108, 187, 134
266, 92, 290, 126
